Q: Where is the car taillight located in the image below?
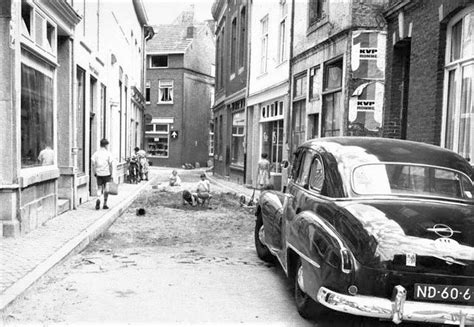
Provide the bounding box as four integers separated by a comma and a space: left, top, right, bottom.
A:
340, 249, 352, 274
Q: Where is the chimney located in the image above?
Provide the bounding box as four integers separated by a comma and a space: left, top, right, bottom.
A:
186, 26, 194, 38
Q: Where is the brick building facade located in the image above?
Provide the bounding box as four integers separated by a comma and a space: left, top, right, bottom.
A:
211, 0, 248, 184
289, 0, 388, 161
384, 0, 473, 162
145, 12, 215, 168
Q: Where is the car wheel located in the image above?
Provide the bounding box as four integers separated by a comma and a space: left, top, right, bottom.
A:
254, 212, 274, 263
294, 258, 326, 321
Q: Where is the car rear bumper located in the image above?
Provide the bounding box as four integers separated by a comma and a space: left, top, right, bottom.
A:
317, 286, 474, 326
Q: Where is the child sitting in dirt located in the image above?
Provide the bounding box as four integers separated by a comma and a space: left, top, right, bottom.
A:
194, 173, 212, 207
169, 169, 181, 186
182, 190, 197, 206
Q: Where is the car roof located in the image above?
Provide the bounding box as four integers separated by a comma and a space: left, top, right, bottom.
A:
301, 137, 473, 178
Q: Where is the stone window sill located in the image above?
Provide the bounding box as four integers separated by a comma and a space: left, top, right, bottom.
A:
20, 166, 60, 188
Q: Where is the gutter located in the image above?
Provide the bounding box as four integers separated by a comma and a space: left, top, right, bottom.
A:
132, 0, 149, 26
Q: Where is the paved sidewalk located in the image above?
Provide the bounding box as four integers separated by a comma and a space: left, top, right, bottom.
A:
0, 167, 257, 312
0, 175, 156, 312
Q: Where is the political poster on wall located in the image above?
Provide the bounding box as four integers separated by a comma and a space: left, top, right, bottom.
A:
351, 31, 386, 80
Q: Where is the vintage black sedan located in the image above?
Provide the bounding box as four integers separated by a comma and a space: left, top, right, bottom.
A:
255, 137, 474, 326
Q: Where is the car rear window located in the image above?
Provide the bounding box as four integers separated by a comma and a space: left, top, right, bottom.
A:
352, 163, 474, 201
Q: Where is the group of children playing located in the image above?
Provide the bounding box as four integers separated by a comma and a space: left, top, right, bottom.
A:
169, 170, 212, 208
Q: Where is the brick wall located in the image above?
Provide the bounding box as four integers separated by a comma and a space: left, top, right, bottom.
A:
383, 0, 472, 144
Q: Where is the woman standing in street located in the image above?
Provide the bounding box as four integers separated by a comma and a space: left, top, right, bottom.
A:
257, 153, 271, 189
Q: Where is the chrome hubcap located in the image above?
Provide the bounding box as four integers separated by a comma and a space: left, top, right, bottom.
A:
258, 225, 265, 244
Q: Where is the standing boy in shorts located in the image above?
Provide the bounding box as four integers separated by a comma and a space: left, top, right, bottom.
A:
91, 139, 114, 210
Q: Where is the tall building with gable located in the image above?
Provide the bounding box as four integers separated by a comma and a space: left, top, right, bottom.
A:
144, 9, 215, 168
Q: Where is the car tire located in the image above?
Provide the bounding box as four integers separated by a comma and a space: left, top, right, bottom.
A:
254, 212, 274, 263
294, 258, 326, 321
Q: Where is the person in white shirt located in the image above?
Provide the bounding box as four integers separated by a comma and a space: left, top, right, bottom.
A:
91, 139, 114, 210
195, 173, 212, 207
169, 169, 181, 186
38, 146, 55, 166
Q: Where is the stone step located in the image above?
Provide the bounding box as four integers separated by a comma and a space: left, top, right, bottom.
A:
57, 198, 70, 215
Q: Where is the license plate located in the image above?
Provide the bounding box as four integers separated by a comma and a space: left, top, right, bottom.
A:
414, 284, 474, 303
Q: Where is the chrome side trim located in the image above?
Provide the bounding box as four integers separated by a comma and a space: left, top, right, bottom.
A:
287, 243, 321, 269
317, 286, 474, 326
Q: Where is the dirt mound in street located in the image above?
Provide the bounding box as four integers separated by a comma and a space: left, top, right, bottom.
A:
93, 184, 256, 250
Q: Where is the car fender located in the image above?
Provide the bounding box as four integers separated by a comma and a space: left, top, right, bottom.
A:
257, 190, 286, 247
287, 210, 353, 300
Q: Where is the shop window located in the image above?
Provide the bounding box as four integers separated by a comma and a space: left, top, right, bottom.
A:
145, 123, 169, 157
231, 111, 245, 166
261, 119, 284, 173
322, 59, 343, 136
444, 8, 474, 162
21, 64, 54, 168
158, 80, 173, 104
151, 55, 168, 68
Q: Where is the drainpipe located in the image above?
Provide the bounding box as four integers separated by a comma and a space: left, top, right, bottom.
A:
287, 0, 295, 164
244, 0, 253, 185
71, 38, 78, 209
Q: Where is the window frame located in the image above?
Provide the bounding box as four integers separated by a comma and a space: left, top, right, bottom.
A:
150, 55, 169, 68
158, 80, 174, 104
441, 6, 474, 162
238, 6, 247, 70
260, 15, 269, 74
231, 16, 237, 75
321, 58, 343, 137
145, 81, 150, 103
278, 0, 288, 64
145, 123, 170, 158
308, 0, 328, 31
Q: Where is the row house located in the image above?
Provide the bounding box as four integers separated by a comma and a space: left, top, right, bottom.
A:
213, 0, 471, 190
211, 0, 249, 184
383, 0, 473, 163
290, 0, 388, 152
246, 0, 291, 190
144, 10, 215, 168
212, 0, 388, 189
0, 0, 152, 237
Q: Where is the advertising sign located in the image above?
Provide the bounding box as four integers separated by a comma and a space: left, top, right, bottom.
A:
351, 31, 386, 80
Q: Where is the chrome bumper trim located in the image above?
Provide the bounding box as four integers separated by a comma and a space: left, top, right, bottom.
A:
317, 286, 474, 326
